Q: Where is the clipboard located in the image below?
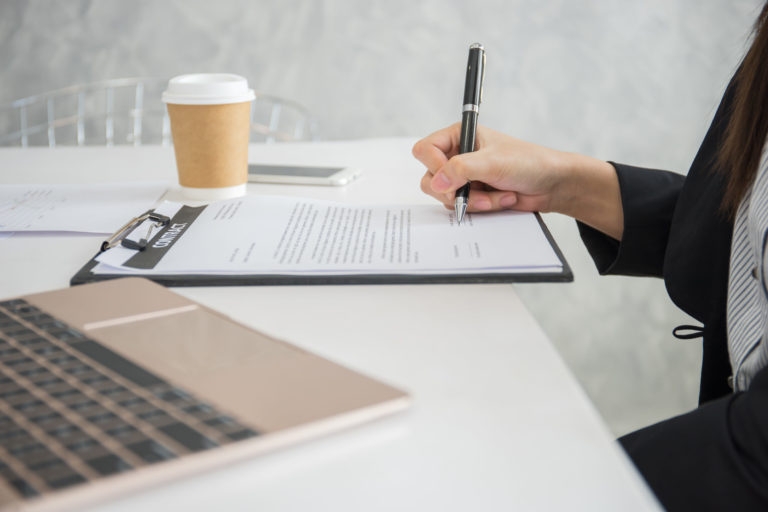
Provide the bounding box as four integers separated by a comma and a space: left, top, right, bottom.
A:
71, 201, 573, 287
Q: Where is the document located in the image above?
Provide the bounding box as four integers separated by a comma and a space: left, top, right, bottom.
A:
94, 195, 562, 276
0, 183, 168, 234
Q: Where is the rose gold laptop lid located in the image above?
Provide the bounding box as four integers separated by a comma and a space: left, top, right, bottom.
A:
1, 278, 409, 510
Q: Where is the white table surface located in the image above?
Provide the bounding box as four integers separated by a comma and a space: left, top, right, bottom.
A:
0, 139, 660, 511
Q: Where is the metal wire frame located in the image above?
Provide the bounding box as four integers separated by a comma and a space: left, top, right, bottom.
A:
0, 77, 318, 147
250, 93, 319, 143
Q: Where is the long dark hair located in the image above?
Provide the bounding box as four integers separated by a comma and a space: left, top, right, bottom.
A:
719, 2, 768, 216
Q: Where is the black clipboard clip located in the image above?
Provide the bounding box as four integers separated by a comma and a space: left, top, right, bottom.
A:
101, 211, 171, 252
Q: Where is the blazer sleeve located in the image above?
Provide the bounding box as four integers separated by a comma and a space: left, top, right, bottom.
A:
576, 162, 686, 277
619, 364, 768, 511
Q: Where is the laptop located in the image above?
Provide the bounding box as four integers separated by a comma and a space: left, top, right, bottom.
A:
0, 278, 409, 510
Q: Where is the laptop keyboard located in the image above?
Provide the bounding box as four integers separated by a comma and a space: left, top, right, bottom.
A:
0, 298, 259, 498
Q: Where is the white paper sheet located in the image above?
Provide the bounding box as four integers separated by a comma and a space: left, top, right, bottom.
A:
94, 195, 563, 276
0, 182, 169, 234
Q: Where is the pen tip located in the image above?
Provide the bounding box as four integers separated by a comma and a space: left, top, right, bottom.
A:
455, 202, 468, 226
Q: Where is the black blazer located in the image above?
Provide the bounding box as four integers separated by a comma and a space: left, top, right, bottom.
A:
577, 79, 768, 509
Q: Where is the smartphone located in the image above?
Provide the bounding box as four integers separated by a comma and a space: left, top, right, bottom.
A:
247, 163, 361, 186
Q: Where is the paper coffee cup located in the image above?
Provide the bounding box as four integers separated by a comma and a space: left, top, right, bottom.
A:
163, 74, 256, 201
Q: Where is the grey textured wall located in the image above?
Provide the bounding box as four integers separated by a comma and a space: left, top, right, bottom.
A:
1, 0, 764, 435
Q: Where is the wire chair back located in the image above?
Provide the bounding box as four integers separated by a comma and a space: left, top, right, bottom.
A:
0, 77, 317, 147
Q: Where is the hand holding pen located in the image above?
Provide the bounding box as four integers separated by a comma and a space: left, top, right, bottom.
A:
414, 43, 563, 217
413, 45, 623, 239
412, 113, 623, 240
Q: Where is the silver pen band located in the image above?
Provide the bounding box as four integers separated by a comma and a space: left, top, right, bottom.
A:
463, 104, 479, 113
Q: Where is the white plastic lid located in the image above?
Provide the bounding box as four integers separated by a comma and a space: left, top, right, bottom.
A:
162, 74, 255, 105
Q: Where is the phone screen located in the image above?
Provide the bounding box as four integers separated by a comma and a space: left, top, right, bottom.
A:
248, 164, 344, 178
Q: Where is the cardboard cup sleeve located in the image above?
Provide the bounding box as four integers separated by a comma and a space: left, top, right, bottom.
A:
167, 102, 251, 189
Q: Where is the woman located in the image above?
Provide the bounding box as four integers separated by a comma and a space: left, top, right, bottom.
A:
412, 4, 768, 510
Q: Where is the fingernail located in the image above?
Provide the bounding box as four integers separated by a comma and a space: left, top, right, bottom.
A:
432, 171, 451, 192
500, 194, 517, 208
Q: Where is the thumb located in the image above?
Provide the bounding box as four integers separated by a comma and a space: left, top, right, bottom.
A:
430, 151, 492, 193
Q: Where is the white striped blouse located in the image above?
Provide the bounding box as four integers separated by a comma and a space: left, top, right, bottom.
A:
727, 141, 768, 391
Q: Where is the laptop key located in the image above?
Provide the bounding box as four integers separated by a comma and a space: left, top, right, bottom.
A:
10, 443, 62, 474
64, 364, 93, 377
153, 386, 199, 409
37, 320, 67, 333
226, 428, 259, 442
127, 439, 176, 464
65, 437, 102, 456
46, 424, 90, 446
3, 473, 38, 497
0, 416, 14, 431
97, 385, 129, 398
11, 399, 45, 413
85, 453, 132, 476
0, 299, 26, 309
0, 325, 33, 337
47, 354, 78, 366
45, 328, 86, 344
16, 334, 47, 346
182, 403, 217, 421
38, 460, 86, 489
159, 423, 217, 452
27, 455, 65, 471
34, 344, 64, 357
105, 424, 145, 445
17, 312, 54, 325
137, 409, 175, 427
17, 366, 51, 378
13, 402, 52, 423
67, 399, 99, 411
28, 411, 63, 430
9, 441, 48, 458
117, 396, 151, 413
0, 427, 26, 442
0, 385, 29, 400
81, 373, 111, 387
0, 354, 30, 366
0, 346, 19, 357
12, 304, 41, 317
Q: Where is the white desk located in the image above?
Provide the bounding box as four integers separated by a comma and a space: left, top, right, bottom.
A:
0, 139, 660, 511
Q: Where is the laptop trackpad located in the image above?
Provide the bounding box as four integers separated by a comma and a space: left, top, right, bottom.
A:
89, 309, 403, 433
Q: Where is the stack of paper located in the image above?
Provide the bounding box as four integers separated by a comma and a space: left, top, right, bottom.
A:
93, 195, 563, 277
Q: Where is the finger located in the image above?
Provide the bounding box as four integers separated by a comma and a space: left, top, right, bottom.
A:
464, 189, 495, 211
466, 189, 546, 213
412, 123, 461, 172
437, 150, 502, 192
461, 182, 515, 211
429, 157, 483, 195
420, 171, 437, 196
420, 171, 453, 208
429, 168, 455, 193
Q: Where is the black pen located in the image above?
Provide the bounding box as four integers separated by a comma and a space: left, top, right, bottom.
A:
455, 43, 485, 225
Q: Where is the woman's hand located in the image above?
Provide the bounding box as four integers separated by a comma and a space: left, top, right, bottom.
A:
413, 123, 565, 213
412, 123, 624, 240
